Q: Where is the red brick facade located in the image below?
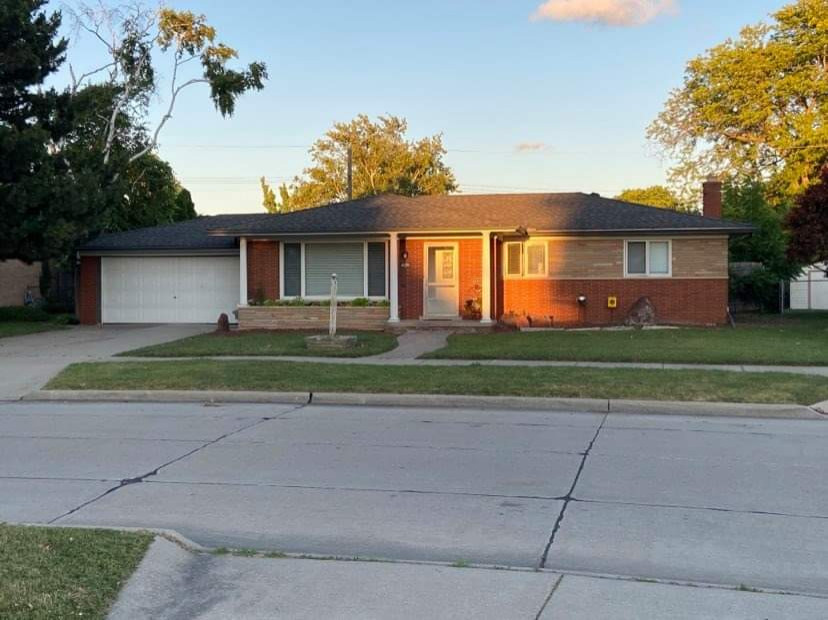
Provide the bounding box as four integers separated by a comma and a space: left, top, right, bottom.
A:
499, 278, 728, 326
247, 240, 279, 302
399, 238, 483, 320
77, 256, 100, 325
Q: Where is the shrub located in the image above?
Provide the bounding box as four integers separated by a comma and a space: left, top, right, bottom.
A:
730, 266, 781, 312
350, 297, 370, 307
0, 306, 51, 322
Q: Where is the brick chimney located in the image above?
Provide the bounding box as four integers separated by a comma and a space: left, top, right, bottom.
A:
702, 176, 722, 219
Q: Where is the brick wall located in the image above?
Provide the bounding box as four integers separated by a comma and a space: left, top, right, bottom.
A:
238, 306, 389, 331
501, 278, 729, 326
0, 260, 42, 306
77, 256, 100, 325
672, 238, 728, 278
547, 239, 623, 278
399, 238, 482, 320
247, 240, 279, 301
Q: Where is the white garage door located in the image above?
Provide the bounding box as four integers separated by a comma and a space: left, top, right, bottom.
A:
102, 256, 240, 323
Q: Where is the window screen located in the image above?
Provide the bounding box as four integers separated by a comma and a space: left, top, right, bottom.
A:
367, 242, 386, 297
283, 243, 301, 296
627, 242, 647, 274
305, 243, 364, 296
526, 243, 547, 276
649, 242, 670, 274
506, 243, 522, 276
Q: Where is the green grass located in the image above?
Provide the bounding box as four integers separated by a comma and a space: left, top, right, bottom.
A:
119, 330, 398, 358
46, 359, 828, 404
0, 322, 68, 339
425, 312, 828, 366
0, 524, 152, 620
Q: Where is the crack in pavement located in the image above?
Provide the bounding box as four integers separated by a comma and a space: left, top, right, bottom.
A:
571, 497, 828, 521
538, 413, 608, 569
47, 402, 309, 524
533, 574, 564, 620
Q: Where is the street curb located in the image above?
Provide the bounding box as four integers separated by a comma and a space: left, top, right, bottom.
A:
22, 389, 826, 419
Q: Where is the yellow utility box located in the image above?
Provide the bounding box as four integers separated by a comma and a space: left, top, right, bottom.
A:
607, 296, 618, 309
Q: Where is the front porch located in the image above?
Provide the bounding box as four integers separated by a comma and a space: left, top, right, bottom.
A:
237, 231, 499, 331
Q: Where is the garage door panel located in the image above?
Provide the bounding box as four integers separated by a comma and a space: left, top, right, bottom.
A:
102, 257, 239, 324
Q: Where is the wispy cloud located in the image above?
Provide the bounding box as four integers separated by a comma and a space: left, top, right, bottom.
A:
531, 0, 677, 26
515, 142, 548, 152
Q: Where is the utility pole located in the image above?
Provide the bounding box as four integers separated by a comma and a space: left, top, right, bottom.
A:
347, 145, 353, 201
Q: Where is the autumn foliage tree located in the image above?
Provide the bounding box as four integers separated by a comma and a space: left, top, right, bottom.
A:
275, 115, 457, 211
787, 167, 828, 271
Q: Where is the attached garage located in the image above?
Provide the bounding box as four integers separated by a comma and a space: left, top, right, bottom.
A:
76, 215, 275, 325
101, 256, 239, 323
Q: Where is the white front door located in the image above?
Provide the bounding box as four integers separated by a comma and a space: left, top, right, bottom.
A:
424, 244, 458, 318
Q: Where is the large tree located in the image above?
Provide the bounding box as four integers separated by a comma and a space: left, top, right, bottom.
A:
1, 1, 266, 262
648, 0, 828, 201
276, 115, 457, 211
615, 186, 687, 211
787, 167, 828, 271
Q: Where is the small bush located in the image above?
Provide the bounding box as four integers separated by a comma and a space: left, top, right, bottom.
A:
350, 297, 370, 307
0, 306, 51, 322
730, 267, 780, 312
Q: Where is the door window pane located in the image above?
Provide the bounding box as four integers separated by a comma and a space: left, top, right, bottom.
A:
526, 243, 547, 276
649, 241, 669, 274
627, 242, 646, 274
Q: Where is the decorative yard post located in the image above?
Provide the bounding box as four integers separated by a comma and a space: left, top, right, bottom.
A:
329, 273, 338, 337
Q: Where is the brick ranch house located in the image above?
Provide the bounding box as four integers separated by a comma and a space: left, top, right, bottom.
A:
76, 180, 752, 328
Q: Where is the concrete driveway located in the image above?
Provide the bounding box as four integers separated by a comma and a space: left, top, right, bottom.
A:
3, 400, 828, 599
0, 324, 209, 400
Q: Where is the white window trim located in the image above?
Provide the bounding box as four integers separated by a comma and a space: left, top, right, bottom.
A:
624, 239, 672, 278
502, 240, 548, 279
504, 241, 523, 278
280, 240, 389, 301
523, 241, 548, 278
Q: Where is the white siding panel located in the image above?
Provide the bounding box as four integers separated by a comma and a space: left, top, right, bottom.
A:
101, 256, 239, 323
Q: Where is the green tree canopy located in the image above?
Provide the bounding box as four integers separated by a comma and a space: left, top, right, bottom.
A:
277, 115, 457, 211
648, 0, 828, 201
615, 186, 687, 211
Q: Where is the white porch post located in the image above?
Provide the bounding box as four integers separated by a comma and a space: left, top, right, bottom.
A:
239, 237, 248, 306
480, 231, 493, 324
388, 233, 400, 323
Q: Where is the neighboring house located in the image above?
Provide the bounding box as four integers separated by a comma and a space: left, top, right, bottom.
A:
0, 260, 42, 306
76, 180, 752, 327
790, 263, 828, 310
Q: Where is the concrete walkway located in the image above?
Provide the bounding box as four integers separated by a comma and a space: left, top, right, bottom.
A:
113, 353, 828, 378
109, 537, 828, 619
0, 324, 209, 400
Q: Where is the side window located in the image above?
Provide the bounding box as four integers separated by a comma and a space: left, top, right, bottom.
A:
626, 240, 671, 277
525, 242, 547, 277
626, 242, 647, 275
283, 243, 301, 296
505, 242, 522, 276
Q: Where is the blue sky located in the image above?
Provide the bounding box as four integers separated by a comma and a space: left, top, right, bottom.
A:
55, 0, 785, 214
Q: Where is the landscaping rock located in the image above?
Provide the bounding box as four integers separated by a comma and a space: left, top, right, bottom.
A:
499, 313, 530, 330
528, 314, 553, 328
625, 297, 656, 328
216, 313, 230, 333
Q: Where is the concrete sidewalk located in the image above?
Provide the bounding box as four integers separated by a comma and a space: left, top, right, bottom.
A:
109, 537, 828, 619
27, 389, 827, 419
110, 354, 828, 378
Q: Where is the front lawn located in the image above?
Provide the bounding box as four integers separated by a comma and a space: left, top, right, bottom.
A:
425, 312, 828, 366
0, 306, 74, 339
0, 322, 67, 339
0, 524, 152, 620
119, 330, 398, 358
46, 360, 828, 404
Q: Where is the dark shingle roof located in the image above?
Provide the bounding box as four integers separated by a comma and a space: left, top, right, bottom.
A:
81, 193, 753, 252
209, 193, 753, 236
80, 214, 271, 251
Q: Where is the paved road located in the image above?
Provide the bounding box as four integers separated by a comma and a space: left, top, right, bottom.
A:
3, 400, 828, 601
